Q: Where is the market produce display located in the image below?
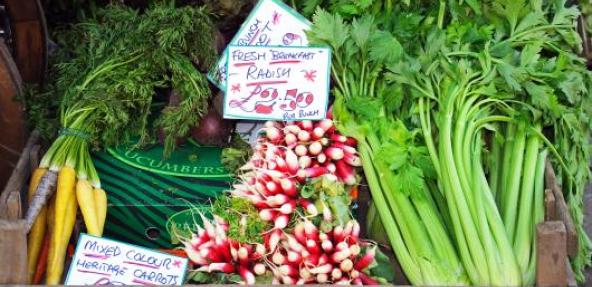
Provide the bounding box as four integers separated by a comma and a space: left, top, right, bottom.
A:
179, 118, 391, 284
11, 0, 592, 286
306, 0, 591, 285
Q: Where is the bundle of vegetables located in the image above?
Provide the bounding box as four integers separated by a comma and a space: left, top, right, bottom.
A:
183, 214, 378, 285
23, 3, 216, 284
260, 218, 380, 285
229, 119, 360, 223
181, 119, 389, 284
306, 0, 591, 285
182, 213, 263, 284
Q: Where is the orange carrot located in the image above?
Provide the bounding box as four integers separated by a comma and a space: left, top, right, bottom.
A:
158, 249, 188, 258
33, 232, 51, 284
350, 185, 359, 200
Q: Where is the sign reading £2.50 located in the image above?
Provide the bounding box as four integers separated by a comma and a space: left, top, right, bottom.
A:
65, 234, 188, 285
224, 45, 331, 121
207, 0, 311, 90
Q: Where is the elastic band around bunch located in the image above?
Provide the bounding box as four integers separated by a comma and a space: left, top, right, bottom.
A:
59, 128, 91, 140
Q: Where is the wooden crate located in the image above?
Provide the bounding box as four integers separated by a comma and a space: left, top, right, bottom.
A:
0, 131, 40, 284
537, 160, 579, 287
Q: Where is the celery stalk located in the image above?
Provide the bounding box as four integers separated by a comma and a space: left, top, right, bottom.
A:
513, 125, 541, 279
523, 149, 547, 284
358, 142, 423, 284
498, 123, 516, 207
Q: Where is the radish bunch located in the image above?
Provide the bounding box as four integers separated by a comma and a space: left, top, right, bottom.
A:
183, 214, 263, 284
231, 119, 360, 227
182, 119, 383, 285
259, 219, 379, 285
260, 119, 360, 186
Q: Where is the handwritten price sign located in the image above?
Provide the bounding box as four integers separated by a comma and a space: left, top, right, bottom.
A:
65, 234, 188, 286
224, 46, 331, 121
208, 0, 311, 90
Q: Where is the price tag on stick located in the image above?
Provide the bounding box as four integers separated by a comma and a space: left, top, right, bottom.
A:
65, 234, 188, 285
224, 45, 331, 121
207, 0, 311, 90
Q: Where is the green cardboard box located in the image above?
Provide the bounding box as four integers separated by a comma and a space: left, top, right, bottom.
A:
92, 141, 232, 248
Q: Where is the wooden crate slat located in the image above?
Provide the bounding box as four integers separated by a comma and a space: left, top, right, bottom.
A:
0, 131, 38, 219
5, 191, 21, 220
0, 219, 27, 284
566, 258, 577, 287
536, 221, 567, 287
545, 188, 556, 221
544, 160, 578, 257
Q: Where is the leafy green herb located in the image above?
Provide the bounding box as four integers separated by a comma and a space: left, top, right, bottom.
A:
367, 247, 397, 284
30, 3, 217, 156
211, 197, 270, 244
221, 134, 252, 174
189, 271, 242, 284
301, 176, 352, 229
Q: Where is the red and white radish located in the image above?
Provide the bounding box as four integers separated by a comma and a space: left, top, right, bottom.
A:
318, 119, 334, 133
285, 149, 299, 173
298, 120, 313, 131
285, 133, 298, 146
325, 147, 345, 160
340, 258, 354, 272
309, 141, 323, 155
239, 266, 256, 284
284, 124, 301, 135
280, 178, 298, 197
298, 155, 312, 169
259, 209, 276, 221
299, 199, 318, 216
275, 214, 289, 229
354, 247, 375, 270
336, 160, 357, 185
295, 145, 308, 156
312, 127, 325, 140
253, 263, 267, 276
298, 130, 311, 142
272, 252, 286, 265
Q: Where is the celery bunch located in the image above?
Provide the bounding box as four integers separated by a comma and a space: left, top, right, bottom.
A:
308, 0, 591, 284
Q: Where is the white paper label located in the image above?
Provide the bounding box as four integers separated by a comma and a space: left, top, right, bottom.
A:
224, 45, 331, 121
65, 234, 188, 286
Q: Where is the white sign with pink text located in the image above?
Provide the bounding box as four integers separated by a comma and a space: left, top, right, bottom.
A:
224, 45, 331, 121
65, 234, 188, 286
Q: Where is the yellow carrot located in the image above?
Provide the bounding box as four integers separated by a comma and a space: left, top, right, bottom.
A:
94, 188, 108, 236
26, 168, 47, 283
47, 196, 56, 228
45, 196, 56, 283
77, 180, 100, 236
46, 167, 76, 284
46, 190, 78, 284
54, 167, 76, 239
